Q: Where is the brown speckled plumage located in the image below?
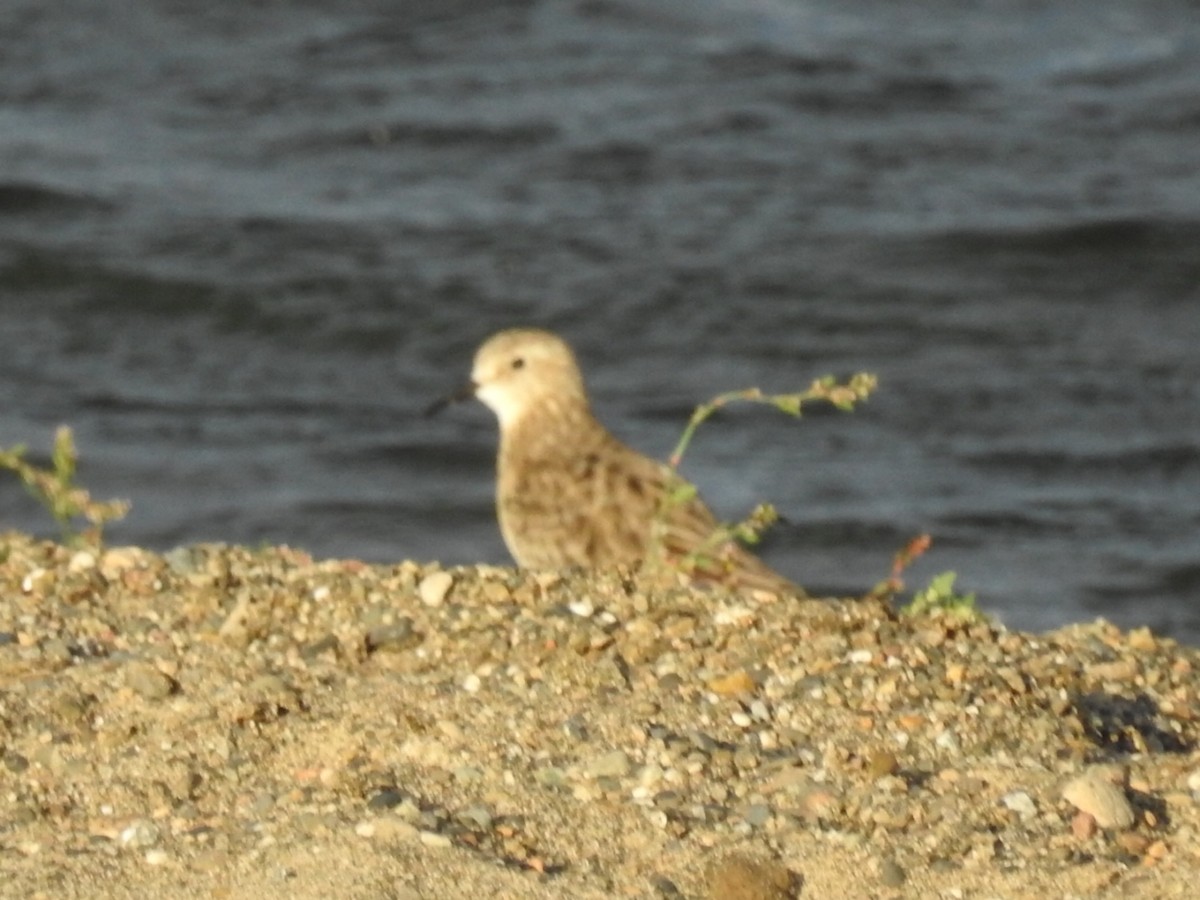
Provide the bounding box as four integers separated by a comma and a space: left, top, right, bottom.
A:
464, 328, 804, 596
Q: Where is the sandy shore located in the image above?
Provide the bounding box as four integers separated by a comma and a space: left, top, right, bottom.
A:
1, 533, 1198, 899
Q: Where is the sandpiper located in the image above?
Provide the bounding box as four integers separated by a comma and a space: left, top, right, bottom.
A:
429, 328, 804, 596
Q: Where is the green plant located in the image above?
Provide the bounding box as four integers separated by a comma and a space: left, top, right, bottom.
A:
903, 570, 985, 623
655, 374, 878, 579
865, 533, 987, 621
0, 425, 129, 547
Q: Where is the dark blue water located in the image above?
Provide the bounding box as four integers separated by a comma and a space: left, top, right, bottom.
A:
2, 0, 1198, 641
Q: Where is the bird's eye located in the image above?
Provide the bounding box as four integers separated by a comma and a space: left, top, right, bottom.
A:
511, 357, 525, 370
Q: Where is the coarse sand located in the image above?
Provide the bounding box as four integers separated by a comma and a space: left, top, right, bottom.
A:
1, 534, 1198, 899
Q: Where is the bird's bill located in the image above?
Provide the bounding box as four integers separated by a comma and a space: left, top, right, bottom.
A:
423, 382, 477, 417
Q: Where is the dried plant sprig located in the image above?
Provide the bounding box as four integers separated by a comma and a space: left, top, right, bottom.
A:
667, 374, 878, 469
0, 425, 130, 547
656, 373, 878, 580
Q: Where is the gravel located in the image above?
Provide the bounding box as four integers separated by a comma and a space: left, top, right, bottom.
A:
2, 533, 1199, 898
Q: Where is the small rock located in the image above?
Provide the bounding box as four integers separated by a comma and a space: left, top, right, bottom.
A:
878, 857, 906, 887
651, 875, 684, 897
125, 663, 177, 700
1115, 832, 1150, 856
1001, 790, 1037, 821
868, 750, 899, 779
568, 598, 595, 617
1146, 839, 1169, 862
4, 752, 30, 773
68, 550, 97, 573
535, 767, 569, 790
418, 571, 454, 607
1089, 659, 1138, 682
1062, 771, 1136, 830
1186, 769, 1200, 794
586, 750, 632, 779
796, 785, 841, 822
1071, 810, 1098, 840
935, 729, 960, 754
367, 789, 406, 811
99, 547, 144, 579
710, 671, 757, 697
456, 805, 493, 830
120, 820, 161, 849
742, 803, 772, 828
706, 853, 794, 900
1127, 627, 1157, 652
41, 638, 72, 665
366, 618, 422, 653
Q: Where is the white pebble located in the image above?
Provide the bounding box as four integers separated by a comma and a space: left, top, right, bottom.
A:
462, 673, 482, 693
120, 820, 161, 848
418, 571, 454, 607
568, 598, 595, 617
713, 605, 754, 626
68, 551, 97, 573
1000, 790, 1038, 820
935, 729, 960, 754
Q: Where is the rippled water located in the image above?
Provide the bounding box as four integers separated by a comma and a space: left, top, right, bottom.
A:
2, 0, 1198, 641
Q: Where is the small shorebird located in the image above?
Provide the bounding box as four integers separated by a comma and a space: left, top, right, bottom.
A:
428, 328, 804, 596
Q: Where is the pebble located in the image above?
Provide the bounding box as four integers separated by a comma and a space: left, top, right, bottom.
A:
586, 750, 632, 779
935, 729, 960, 754
1062, 771, 1136, 830
125, 663, 176, 700
367, 789, 405, 811
119, 820, 161, 849
1071, 810, 1099, 840
742, 803, 772, 827
535, 767, 569, 790
456, 805, 494, 830
419, 830, 453, 848
710, 671, 757, 696
706, 853, 793, 900
878, 856, 906, 887
1000, 790, 1038, 821
366, 618, 422, 653
868, 750, 899, 779
568, 598, 595, 617
1115, 832, 1150, 856
418, 571, 454, 607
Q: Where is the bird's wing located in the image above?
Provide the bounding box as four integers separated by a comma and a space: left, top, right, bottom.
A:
591, 441, 804, 597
